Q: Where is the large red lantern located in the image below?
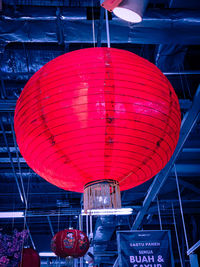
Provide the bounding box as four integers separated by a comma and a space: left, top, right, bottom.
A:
14, 48, 181, 212
19, 248, 40, 267
51, 229, 89, 258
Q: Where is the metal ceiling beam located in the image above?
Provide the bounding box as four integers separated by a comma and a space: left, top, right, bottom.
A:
1, 161, 200, 175
131, 84, 200, 230
1, 71, 200, 83
3, 0, 99, 6
0, 100, 16, 111
0, 10, 200, 44
187, 240, 200, 256
169, 177, 200, 195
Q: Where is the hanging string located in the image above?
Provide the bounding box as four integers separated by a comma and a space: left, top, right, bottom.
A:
79, 215, 84, 267
57, 207, 61, 233
19, 168, 33, 266
56, 207, 61, 267
9, 113, 27, 208
91, 0, 96, 47
156, 197, 162, 230
178, 64, 186, 99
174, 164, 189, 251
0, 117, 24, 203
105, 10, 111, 48
172, 203, 184, 267
79, 214, 83, 231
90, 215, 93, 237
22, 138, 32, 249
86, 215, 89, 237
181, 62, 192, 99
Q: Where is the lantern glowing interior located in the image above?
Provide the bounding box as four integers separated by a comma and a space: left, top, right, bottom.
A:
19, 248, 40, 267
14, 48, 181, 213
51, 229, 89, 259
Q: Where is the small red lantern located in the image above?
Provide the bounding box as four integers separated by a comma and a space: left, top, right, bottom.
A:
51, 229, 89, 259
19, 248, 40, 267
14, 48, 181, 212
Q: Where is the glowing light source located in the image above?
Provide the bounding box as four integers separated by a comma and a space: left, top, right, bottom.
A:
81, 208, 133, 216
113, 0, 149, 23
39, 252, 56, 257
0, 211, 24, 218
51, 229, 89, 258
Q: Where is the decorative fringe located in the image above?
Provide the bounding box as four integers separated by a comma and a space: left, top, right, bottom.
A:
84, 179, 121, 213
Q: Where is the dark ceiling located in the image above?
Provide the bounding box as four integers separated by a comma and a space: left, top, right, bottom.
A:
0, 0, 200, 266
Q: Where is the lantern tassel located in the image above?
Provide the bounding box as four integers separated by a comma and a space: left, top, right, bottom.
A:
84, 179, 121, 214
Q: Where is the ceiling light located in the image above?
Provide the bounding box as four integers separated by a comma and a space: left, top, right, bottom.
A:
39, 252, 56, 257
110, 0, 149, 23
0, 211, 24, 218
81, 208, 133, 216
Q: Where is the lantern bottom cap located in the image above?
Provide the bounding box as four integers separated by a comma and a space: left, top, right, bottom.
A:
83, 179, 121, 214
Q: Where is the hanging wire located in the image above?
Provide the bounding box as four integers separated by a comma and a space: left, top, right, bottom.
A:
86, 215, 89, 237
178, 64, 186, 99
19, 169, 33, 266
91, 0, 96, 47
9, 113, 27, 207
22, 169, 32, 250
89, 215, 93, 244
79, 214, 83, 231
56, 207, 61, 267
181, 62, 192, 99
174, 164, 189, 251
156, 196, 163, 230
79, 215, 84, 267
57, 206, 61, 232
172, 203, 184, 267
0, 117, 24, 203
105, 10, 111, 48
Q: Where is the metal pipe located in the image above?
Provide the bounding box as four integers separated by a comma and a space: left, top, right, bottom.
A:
91, 2, 96, 47
0, 78, 7, 99
47, 216, 55, 237
97, 7, 104, 47
187, 240, 200, 256
25, 222, 36, 250
157, 197, 162, 230
89, 215, 93, 245
105, 10, 110, 48
86, 215, 89, 237
1, 10, 200, 23
163, 71, 200, 75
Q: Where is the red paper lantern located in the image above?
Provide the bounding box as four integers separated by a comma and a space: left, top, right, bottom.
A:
19, 248, 40, 267
51, 229, 89, 258
14, 48, 181, 209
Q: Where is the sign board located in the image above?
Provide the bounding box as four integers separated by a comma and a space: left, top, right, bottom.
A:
117, 230, 174, 267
